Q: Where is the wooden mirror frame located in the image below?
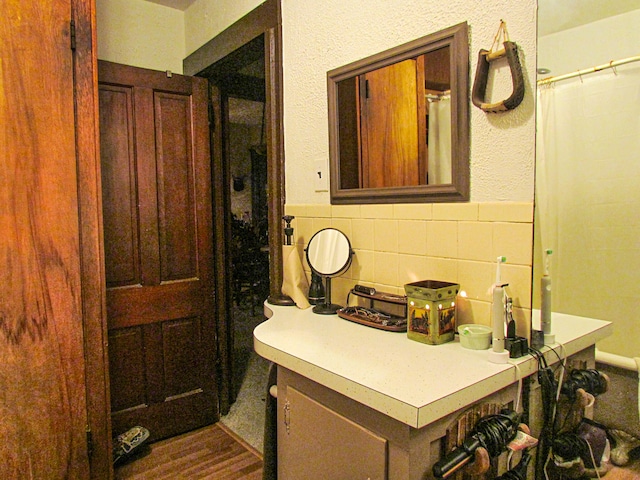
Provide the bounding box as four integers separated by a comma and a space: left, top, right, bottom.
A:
327, 22, 469, 204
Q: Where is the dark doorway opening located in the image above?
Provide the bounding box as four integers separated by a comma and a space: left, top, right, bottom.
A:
199, 34, 270, 413
184, 0, 286, 419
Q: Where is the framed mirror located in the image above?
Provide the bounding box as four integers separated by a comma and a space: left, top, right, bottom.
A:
327, 22, 469, 204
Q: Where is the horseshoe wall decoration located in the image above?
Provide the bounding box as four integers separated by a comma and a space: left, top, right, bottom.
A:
472, 21, 525, 113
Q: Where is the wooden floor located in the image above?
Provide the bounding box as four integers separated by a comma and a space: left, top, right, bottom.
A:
114, 423, 263, 479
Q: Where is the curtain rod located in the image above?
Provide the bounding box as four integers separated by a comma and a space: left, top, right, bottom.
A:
537, 54, 640, 86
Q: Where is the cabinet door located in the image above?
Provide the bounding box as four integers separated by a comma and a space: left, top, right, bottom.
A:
279, 386, 388, 480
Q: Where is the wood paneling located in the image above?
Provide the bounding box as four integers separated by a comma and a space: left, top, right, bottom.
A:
99, 85, 140, 288
154, 92, 198, 282
0, 1, 91, 477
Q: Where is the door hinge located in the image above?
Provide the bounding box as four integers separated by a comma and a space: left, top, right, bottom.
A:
86, 426, 93, 458
70, 20, 76, 50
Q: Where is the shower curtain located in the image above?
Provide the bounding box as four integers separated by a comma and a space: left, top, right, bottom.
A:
536, 63, 640, 358
428, 96, 452, 184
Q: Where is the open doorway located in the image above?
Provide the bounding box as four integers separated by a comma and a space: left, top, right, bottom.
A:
198, 34, 272, 450
183, 0, 286, 448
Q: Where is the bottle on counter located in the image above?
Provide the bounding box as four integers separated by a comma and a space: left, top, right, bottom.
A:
308, 271, 325, 305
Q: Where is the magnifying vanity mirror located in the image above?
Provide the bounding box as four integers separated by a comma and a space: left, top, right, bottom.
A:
327, 22, 469, 204
306, 228, 353, 314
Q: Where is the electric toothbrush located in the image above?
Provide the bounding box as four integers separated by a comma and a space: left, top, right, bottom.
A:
541, 249, 555, 344
488, 256, 510, 364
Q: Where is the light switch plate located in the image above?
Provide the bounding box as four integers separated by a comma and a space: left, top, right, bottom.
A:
314, 159, 328, 192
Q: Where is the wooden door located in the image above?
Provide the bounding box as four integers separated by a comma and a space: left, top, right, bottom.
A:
360, 58, 423, 188
98, 61, 218, 441
0, 1, 90, 478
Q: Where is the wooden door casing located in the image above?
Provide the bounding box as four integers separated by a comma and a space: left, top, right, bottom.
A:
0, 1, 90, 478
98, 61, 218, 441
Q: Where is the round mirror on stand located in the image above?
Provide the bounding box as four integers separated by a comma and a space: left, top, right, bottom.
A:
305, 228, 353, 314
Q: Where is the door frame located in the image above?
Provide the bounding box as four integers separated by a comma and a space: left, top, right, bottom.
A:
184, 0, 286, 414
76, 0, 286, 477
73, 1, 113, 478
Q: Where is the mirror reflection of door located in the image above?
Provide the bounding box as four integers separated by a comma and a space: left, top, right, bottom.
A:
337, 46, 451, 189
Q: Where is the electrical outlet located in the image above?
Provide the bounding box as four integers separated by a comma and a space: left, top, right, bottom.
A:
314, 159, 328, 192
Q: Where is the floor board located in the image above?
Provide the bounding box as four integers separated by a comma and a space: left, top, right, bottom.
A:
114, 423, 263, 479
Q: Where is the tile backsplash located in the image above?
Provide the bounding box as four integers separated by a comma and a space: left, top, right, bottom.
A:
285, 202, 534, 337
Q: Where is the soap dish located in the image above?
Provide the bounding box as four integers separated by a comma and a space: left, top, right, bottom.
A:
457, 324, 492, 350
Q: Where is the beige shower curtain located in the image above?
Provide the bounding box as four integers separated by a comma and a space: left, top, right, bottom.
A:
428, 96, 452, 184
535, 64, 640, 358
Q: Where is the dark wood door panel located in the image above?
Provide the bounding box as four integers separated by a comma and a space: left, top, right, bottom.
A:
109, 317, 208, 410
106, 282, 205, 329
109, 316, 216, 441
108, 327, 147, 412
155, 92, 198, 282
111, 387, 217, 442
99, 61, 218, 441
99, 84, 141, 288
162, 317, 205, 397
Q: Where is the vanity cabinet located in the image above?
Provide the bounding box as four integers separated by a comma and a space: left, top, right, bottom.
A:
257, 305, 611, 480
277, 366, 518, 480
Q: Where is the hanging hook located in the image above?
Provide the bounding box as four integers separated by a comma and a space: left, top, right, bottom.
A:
610, 60, 618, 75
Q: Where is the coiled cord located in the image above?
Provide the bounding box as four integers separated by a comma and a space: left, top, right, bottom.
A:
474, 410, 520, 457
561, 369, 608, 401
553, 432, 589, 462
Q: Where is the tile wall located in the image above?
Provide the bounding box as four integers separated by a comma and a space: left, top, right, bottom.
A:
285, 202, 534, 337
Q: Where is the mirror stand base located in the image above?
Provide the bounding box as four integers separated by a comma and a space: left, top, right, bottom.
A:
313, 303, 342, 315
267, 294, 296, 306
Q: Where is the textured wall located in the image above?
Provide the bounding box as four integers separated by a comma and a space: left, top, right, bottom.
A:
281, 0, 537, 204
184, 0, 264, 56
98, 1, 537, 203
96, 0, 185, 73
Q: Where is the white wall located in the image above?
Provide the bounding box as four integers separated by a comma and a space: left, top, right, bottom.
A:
179, 0, 538, 204
184, 0, 264, 56
96, 0, 185, 73
280, 0, 537, 204
538, 9, 640, 78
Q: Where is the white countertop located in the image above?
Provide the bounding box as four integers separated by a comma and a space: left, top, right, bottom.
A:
254, 304, 612, 429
